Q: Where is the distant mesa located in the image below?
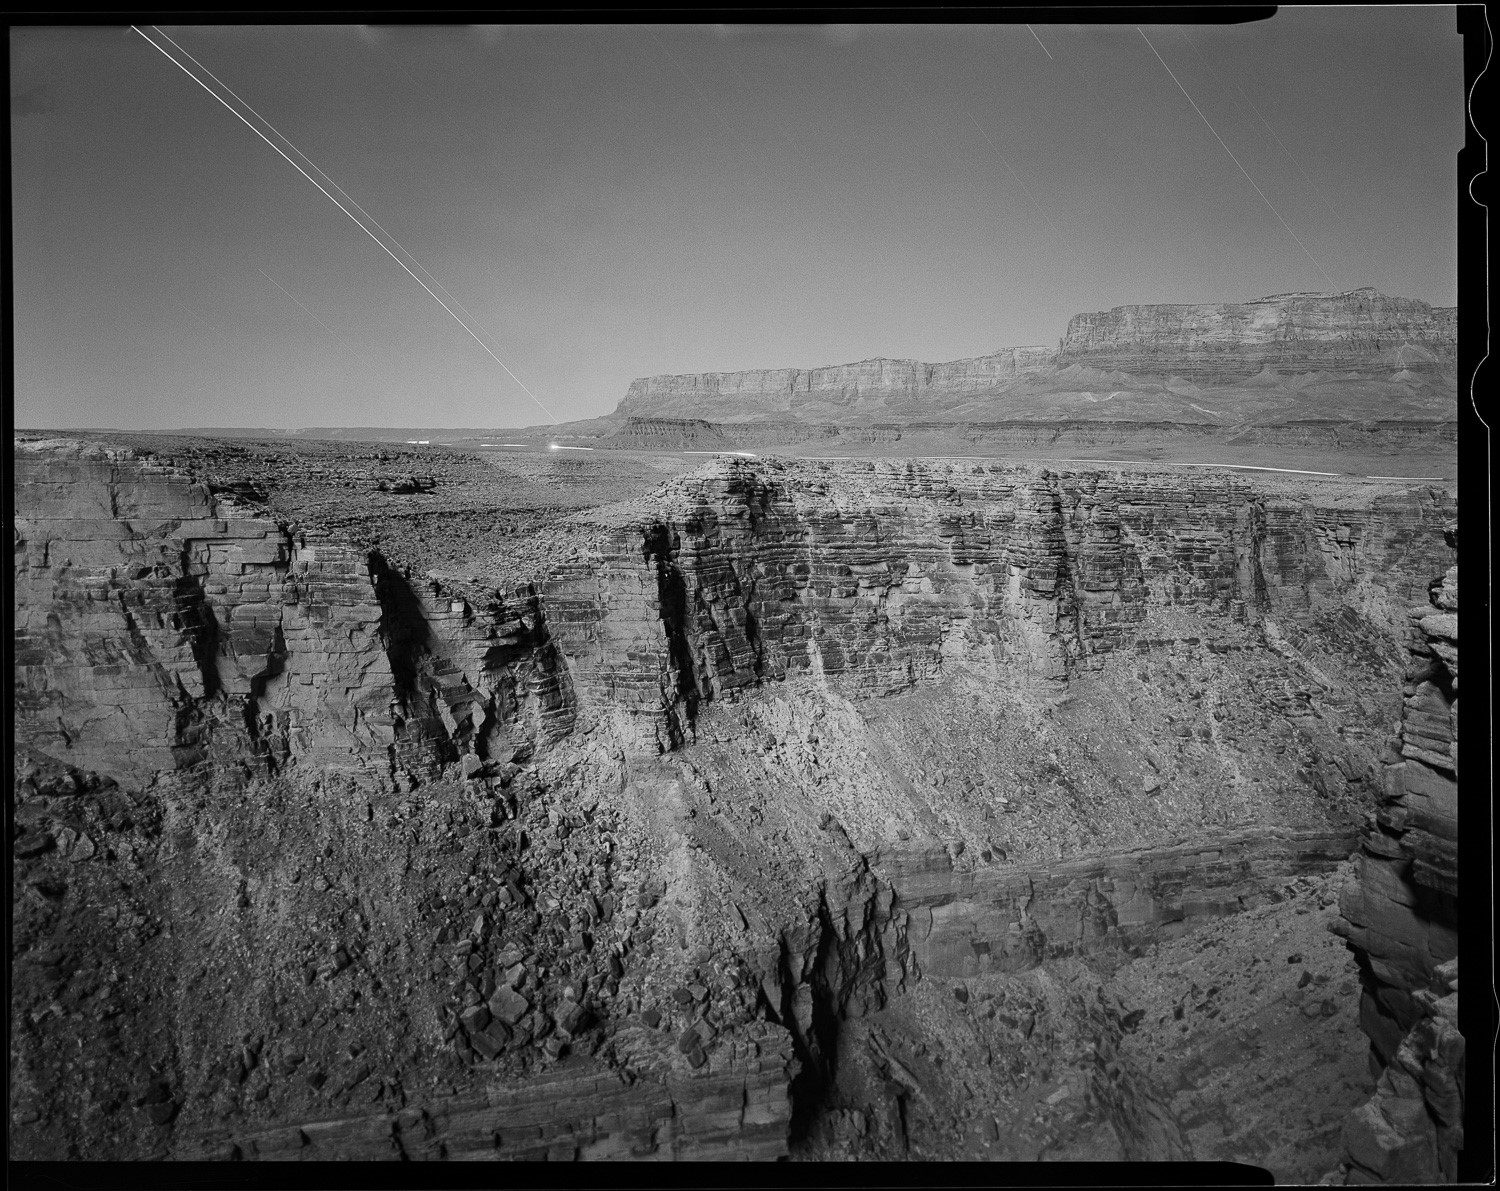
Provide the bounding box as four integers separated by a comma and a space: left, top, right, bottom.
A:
609, 289, 1457, 429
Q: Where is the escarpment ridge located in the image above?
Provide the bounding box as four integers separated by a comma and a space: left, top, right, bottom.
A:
10, 434, 1460, 1167
614, 289, 1457, 427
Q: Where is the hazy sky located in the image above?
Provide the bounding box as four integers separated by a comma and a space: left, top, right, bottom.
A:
12, 14, 1466, 430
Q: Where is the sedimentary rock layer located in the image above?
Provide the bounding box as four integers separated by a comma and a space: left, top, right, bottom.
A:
1056, 290, 1457, 379
615, 290, 1456, 425
579, 417, 1460, 459
11, 439, 578, 793
14, 445, 1456, 781
1334, 539, 1463, 1183
545, 458, 1453, 746
180, 1040, 796, 1161
875, 827, 1359, 978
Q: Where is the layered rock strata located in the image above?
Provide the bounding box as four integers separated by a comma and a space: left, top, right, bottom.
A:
1056, 290, 1457, 379
579, 417, 1459, 460
9, 438, 1459, 1164
544, 459, 1451, 747
180, 1040, 796, 1161
876, 827, 1359, 979
14, 442, 1454, 802
619, 348, 1057, 421
616, 290, 1455, 424
12, 439, 574, 796
1334, 541, 1463, 1183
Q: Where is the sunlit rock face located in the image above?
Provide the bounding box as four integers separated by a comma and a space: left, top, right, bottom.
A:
1056, 289, 1457, 380
614, 290, 1457, 425
544, 458, 1451, 747
617, 348, 1059, 423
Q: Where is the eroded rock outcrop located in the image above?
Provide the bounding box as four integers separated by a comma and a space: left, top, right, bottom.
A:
876, 827, 1358, 979
12, 440, 575, 797
614, 290, 1455, 426
619, 348, 1057, 422
1057, 289, 1456, 380
543, 459, 1451, 748
180, 1038, 797, 1161
1333, 536, 1463, 1183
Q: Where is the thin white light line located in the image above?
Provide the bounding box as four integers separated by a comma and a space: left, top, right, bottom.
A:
149, 27, 492, 337
1027, 25, 1054, 61
132, 25, 559, 424
1137, 27, 1337, 292
257, 267, 337, 338
960, 108, 1074, 253
1234, 82, 1394, 294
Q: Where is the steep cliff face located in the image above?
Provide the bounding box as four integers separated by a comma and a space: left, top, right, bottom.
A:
618, 348, 1056, 422
1333, 539, 1462, 1183
11, 440, 574, 797
9, 438, 1458, 1164
541, 459, 1451, 748
13, 441, 393, 790
1057, 289, 1457, 380
613, 290, 1456, 426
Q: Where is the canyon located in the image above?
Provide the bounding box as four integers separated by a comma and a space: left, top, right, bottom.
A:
9, 420, 1466, 1175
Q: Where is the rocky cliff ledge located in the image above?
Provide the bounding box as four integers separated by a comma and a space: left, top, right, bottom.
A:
619, 347, 1056, 422
1333, 533, 1462, 1183
614, 290, 1456, 426
543, 457, 1452, 750
1056, 289, 1457, 380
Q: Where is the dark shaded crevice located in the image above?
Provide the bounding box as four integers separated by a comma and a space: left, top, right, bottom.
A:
367, 551, 459, 773
172, 552, 222, 702
764, 880, 896, 1146
1042, 474, 1086, 659
367, 552, 428, 703
742, 597, 767, 680
242, 624, 290, 773
1242, 498, 1273, 612
786, 898, 849, 1142
644, 524, 701, 745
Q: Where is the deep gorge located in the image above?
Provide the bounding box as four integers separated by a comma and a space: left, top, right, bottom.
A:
10, 436, 1459, 1173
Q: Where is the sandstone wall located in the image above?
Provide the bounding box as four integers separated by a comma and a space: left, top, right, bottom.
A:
618, 348, 1056, 421
13, 441, 394, 789
15, 444, 1454, 772
1057, 289, 1457, 380
615, 290, 1455, 422
544, 460, 1452, 747
1334, 543, 1463, 1183
874, 827, 1358, 978
12, 441, 572, 796
180, 1038, 796, 1162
